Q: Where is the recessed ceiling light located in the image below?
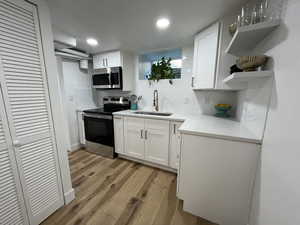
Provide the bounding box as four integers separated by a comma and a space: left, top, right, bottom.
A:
86, 38, 98, 46
156, 18, 170, 30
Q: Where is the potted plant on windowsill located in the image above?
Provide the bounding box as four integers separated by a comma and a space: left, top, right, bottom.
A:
147, 57, 176, 85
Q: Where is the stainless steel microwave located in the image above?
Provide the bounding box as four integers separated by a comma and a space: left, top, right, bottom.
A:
92, 67, 122, 89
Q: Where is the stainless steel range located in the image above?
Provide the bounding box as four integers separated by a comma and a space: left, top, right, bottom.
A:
83, 96, 130, 158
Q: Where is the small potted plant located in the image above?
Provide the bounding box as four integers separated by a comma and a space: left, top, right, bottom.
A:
147, 57, 176, 85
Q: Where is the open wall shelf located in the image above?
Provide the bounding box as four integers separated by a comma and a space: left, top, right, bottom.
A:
223, 71, 274, 84
226, 20, 281, 56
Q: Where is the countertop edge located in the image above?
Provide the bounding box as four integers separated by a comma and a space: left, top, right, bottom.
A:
178, 128, 262, 145
113, 110, 262, 144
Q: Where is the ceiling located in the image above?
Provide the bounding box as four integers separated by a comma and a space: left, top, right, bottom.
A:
46, 0, 247, 54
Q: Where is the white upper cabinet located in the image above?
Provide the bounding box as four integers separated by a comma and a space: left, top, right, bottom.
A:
93, 51, 122, 69
192, 22, 220, 90
144, 119, 170, 166
93, 51, 134, 91
106, 51, 121, 68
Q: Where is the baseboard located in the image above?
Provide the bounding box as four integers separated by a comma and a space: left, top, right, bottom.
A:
64, 188, 75, 204
118, 154, 177, 174
70, 143, 82, 152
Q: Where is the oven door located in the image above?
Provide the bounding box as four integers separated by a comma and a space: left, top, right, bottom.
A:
83, 114, 114, 147
92, 74, 111, 89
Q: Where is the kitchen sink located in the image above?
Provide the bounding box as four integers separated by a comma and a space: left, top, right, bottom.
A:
133, 111, 173, 116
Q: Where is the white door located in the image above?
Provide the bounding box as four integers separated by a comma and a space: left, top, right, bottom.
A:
0, 87, 29, 225
113, 116, 124, 154
0, 0, 64, 224
193, 22, 220, 89
124, 117, 145, 159
144, 119, 169, 166
169, 122, 183, 169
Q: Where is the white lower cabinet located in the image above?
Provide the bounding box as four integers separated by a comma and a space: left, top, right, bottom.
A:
178, 134, 260, 225
169, 122, 183, 169
77, 111, 86, 145
120, 116, 173, 168
113, 116, 124, 154
144, 119, 169, 166
124, 117, 145, 159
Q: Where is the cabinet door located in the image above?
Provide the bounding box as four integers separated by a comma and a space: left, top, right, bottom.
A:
114, 116, 124, 154
179, 134, 260, 225
193, 22, 220, 89
169, 122, 183, 169
124, 117, 145, 159
93, 54, 107, 69
0, 1, 64, 224
77, 111, 85, 145
144, 119, 169, 166
107, 51, 121, 68
0, 87, 29, 225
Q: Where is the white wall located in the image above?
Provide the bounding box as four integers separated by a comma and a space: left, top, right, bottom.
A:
60, 59, 96, 151
250, 0, 300, 224
134, 46, 238, 116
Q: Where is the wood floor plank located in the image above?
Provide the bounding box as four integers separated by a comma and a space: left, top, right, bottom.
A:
86, 166, 154, 225
127, 171, 175, 225
49, 161, 132, 225
42, 151, 217, 225
152, 174, 177, 225
65, 163, 141, 225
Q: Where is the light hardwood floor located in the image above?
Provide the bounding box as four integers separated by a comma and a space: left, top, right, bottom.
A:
42, 150, 216, 225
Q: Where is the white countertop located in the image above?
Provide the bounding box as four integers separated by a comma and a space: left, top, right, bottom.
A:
113, 110, 261, 144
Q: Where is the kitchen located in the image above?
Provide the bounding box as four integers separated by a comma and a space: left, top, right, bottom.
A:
0, 0, 299, 225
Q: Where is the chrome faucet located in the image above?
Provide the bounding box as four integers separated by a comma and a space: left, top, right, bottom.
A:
153, 89, 159, 112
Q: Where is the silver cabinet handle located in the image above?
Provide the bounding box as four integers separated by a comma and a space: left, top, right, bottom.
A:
145, 130, 148, 140
141, 130, 143, 139
191, 77, 195, 87
106, 58, 108, 67
173, 124, 176, 134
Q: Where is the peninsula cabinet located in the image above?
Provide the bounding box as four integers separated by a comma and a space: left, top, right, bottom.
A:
0, 0, 64, 224
178, 133, 260, 225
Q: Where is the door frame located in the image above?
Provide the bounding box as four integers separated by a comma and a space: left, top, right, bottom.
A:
26, 0, 75, 204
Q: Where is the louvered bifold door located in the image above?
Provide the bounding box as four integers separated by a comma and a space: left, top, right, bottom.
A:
0, 87, 29, 225
0, 0, 64, 224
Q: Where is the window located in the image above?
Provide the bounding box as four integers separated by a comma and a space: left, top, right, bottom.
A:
138, 48, 182, 80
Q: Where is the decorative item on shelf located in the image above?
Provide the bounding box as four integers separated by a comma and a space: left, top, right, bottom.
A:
229, 23, 237, 36
147, 57, 176, 85
229, 0, 283, 35
237, 55, 269, 72
230, 64, 243, 74
215, 104, 232, 118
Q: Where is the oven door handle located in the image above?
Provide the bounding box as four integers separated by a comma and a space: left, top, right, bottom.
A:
84, 114, 113, 120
